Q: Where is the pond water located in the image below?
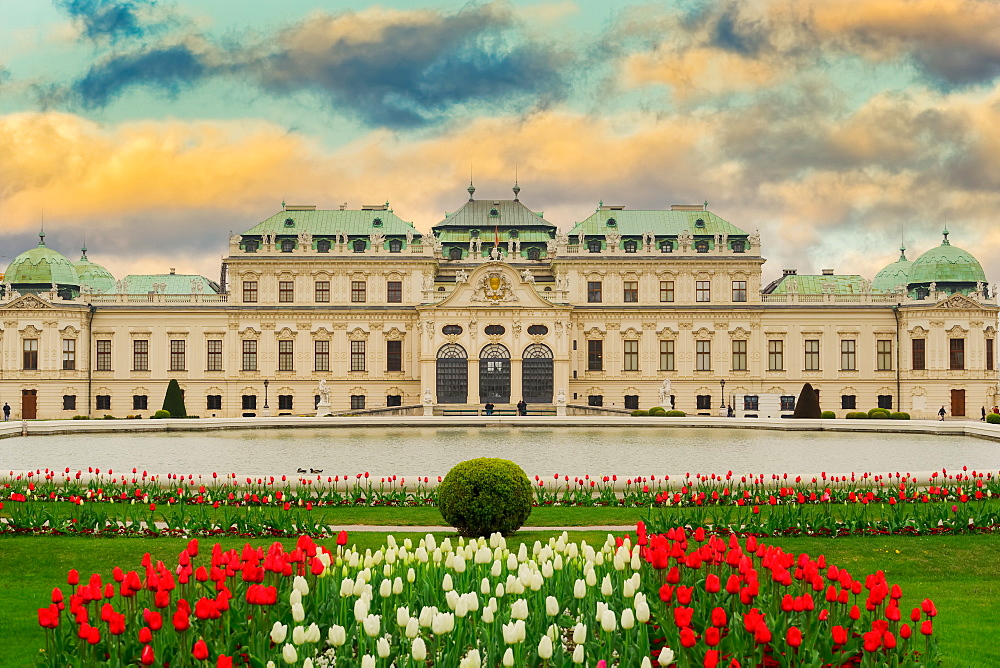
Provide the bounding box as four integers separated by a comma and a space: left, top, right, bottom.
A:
4, 426, 999, 478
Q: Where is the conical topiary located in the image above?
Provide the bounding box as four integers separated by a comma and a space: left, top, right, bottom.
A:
162, 379, 187, 418
792, 382, 821, 418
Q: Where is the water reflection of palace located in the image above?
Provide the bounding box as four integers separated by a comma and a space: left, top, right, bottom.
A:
1, 184, 996, 420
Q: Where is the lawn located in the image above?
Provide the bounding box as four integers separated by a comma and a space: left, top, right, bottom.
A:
2, 515, 997, 666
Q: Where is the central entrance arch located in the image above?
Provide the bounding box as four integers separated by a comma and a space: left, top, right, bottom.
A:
436, 344, 468, 404
521, 343, 553, 404
479, 343, 511, 404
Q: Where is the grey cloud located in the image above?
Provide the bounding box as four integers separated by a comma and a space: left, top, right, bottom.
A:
54, 0, 171, 42
71, 45, 207, 108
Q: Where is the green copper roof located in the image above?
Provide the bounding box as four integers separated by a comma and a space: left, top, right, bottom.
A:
109, 274, 221, 295
568, 207, 748, 237
74, 248, 116, 294
5, 234, 80, 287
242, 207, 422, 240
908, 230, 986, 286
871, 246, 912, 293
432, 197, 556, 233
766, 274, 869, 295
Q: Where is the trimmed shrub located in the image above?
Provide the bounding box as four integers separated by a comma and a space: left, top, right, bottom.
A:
868, 408, 891, 419
648, 406, 667, 416
987, 413, 1000, 424
889, 412, 910, 420
820, 411, 836, 419
102, 415, 116, 420
72, 415, 89, 420
631, 410, 649, 417
437, 458, 533, 537
664, 410, 686, 417
162, 379, 187, 419
153, 409, 171, 419
845, 412, 868, 419
792, 383, 822, 418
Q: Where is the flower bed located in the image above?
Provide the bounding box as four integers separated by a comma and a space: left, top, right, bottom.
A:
34, 528, 939, 666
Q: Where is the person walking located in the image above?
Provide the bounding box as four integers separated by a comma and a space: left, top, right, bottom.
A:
938, 406, 946, 421
983, 406, 988, 421
484, 402, 494, 416
2, 402, 9, 421
516, 398, 527, 416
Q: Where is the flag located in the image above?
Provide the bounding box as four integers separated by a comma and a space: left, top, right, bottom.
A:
494, 225, 500, 248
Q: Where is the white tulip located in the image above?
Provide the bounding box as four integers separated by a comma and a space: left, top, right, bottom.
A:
405, 617, 419, 639
529, 572, 544, 591
415, 547, 428, 563
515, 619, 526, 642
363, 614, 381, 637
418, 606, 437, 628
289, 590, 302, 606
461, 648, 482, 668
538, 635, 553, 660
393, 577, 404, 595
442, 573, 453, 591
412, 637, 427, 661
397, 606, 411, 628
635, 597, 650, 624
339, 578, 354, 597
502, 648, 515, 666
327, 624, 346, 646
281, 644, 297, 665
353, 598, 369, 622
445, 590, 460, 611
574, 579, 587, 599
572, 644, 585, 664
303, 660, 314, 668
454, 554, 466, 573
455, 596, 469, 618
293, 575, 309, 596
658, 647, 675, 665
380, 579, 392, 597
511, 598, 529, 620
585, 569, 597, 587
640, 658, 652, 668
495, 582, 505, 598
361, 656, 375, 668
267, 662, 276, 668
573, 622, 587, 644
545, 596, 559, 617
623, 580, 635, 598
270, 622, 288, 644
502, 622, 519, 644
507, 553, 518, 571
408, 567, 416, 582
306, 623, 320, 643
601, 609, 617, 633
291, 602, 305, 623
601, 574, 613, 596
491, 560, 503, 578
292, 625, 306, 645
621, 608, 635, 630
432, 612, 455, 635
554, 553, 564, 571
377, 637, 390, 658
463, 592, 480, 612
482, 606, 495, 623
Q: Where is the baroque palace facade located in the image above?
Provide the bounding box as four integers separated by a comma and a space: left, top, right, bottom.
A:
1, 185, 996, 420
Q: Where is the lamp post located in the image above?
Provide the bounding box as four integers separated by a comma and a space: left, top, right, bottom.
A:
263, 379, 270, 417
719, 379, 727, 416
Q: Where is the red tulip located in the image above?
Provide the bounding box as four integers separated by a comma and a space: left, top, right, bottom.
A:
921, 598, 937, 617
337, 530, 349, 546
680, 627, 698, 648
921, 620, 933, 636
139, 626, 152, 644
900, 623, 912, 639
832, 625, 848, 645
217, 656, 233, 668
710, 607, 727, 627
786, 626, 802, 648
67, 569, 79, 586
173, 608, 191, 632
140, 645, 155, 666
705, 574, 720, 593
674, 607, 694, 628
705, 626, 721, 646
193, 639, 209, 660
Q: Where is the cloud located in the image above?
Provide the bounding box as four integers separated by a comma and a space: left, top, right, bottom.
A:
54, 0, 164, 42
71, 44, 208, 108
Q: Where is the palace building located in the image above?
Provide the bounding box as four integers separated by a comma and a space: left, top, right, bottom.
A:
1, 185, 996, 420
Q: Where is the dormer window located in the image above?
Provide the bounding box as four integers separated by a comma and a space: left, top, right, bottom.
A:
659, 241, 673, 253
606, 217, 616, 227
623, 239, 638, 253
389, 239, 402, 253
372, 218, 382, 227
587, 239, 602, 253
449, 247, 463, 260
280, 239, 295, 252
470, 229, 480, 238
509, 229, 519, 239
353, 239, 366, 253
731, 239, 746, 253
489, 208, 499, 217
695, 240, 709, 253
244, 240, 259, 253
694, 218, 705, 228
316, 239, 331, 253
527, 247, 540, 260
284, 218, 295, 227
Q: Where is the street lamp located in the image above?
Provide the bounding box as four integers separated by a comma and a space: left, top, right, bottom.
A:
263, 379, 270, 417
719, 379, 726, 411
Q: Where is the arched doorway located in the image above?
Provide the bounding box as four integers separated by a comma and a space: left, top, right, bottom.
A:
522, 343, 553, 404
479, 344, 511, 404
436, 344, 468, 404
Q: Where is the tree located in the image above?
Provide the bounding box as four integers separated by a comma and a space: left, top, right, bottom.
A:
162, 379, 187, 418
792, 382, 821, 418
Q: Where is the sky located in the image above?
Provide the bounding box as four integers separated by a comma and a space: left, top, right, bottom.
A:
1, 0, 999, 285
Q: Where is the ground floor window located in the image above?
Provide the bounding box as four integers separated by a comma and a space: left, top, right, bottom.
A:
877, 395, 893, 410
744, 395, 759, 411
63, 395, 76, 411
780, 396, 796, 411
387, 395, 402, 407
624, 395, 639, 410
841, 395, 856, 410
588, 395, 603, 407
133, 395, 148, 410
242, 395, 257, 410
696, 395, 712, 410
96, 395, 111, 411
351, 395, 366, 410
207, 395, 222, 410
278, 395, 293, 411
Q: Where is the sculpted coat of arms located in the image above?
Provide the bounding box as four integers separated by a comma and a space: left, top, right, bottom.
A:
472, 270, 518, 304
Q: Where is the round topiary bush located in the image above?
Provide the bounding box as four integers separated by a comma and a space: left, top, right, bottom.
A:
845, 412, 867, 419
821, 411, 836, 419
665, 410, 686, 417
437, 458, 532, 537
648, 406, 667, 416
631, 409, 649, 417
153, 409, 170, 419
867, 408, 890, 419
988, 413, 1000, 424
889, 412, 910, 420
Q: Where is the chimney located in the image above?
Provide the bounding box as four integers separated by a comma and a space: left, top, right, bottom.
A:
782, 269, 797, 276
821, 269, 834, 275
169, 268, 176, 275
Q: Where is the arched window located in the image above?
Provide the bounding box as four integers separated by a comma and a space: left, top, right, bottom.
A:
449, 247, 463, 260
695, 218, 706, 228
353, 239, 367, 253
436, 344, 468, 404
527, 247, 540, 261
659, 241, 672, 253
284, 218, 295, 227
388, 239, 402, 253
588, 239, 602, 253
695, 240, 709, 253
316, 239, 331, 253
521, 343, 553, 404
281, 239, 295, 252
623, 239, 638, 253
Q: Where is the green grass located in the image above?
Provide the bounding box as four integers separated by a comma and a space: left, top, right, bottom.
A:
2, 516, 997, 667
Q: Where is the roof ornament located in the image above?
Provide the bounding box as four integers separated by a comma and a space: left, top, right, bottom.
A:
38, 230, 46, 247
513, 167, 520, 201
467, 180, 476, 201
898, 243, 907, 261
941, 226, 950, 245
281, 200, 286, 211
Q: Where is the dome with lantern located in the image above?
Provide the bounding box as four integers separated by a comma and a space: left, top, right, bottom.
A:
4, 232, 80, 299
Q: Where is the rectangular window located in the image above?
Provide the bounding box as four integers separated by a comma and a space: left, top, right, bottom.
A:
242, 395, 257, 410
841, 395, 856, 410
696, 340, 711, 371
744, 395, 759, 411
278, 280, 294, 303
206, 340, 222, 371
804, 339, 820, 371
587, 281, 602, 303
133, 340, 149, 371
96, 395, 111, 411
314, 340, 330, 371
351, 340, 366, 372
623, 340, 639, 371
988, 338, 995, 372
314, 281, 330, 303
877, 340, 893, 371
242, 281, 258, 303
659, 340, 675, 371
731, 339, 747, 371
242, 340, 257, 371
732, 280, 747, 302
96, 339, 112, 371
169, 340, 186, 371
696, 395, 712, 410
62, 339, 76, 370
911, 339, 925, 370
780, 396, 796, 411
278, 340, 294, 372
878, 395, 893, 410
768, 340, 783, 371
950, 338, 965, 370
386, 340, 402, 372
63, 395, 76, 411
624, 395, 639, 410
588, 395, 603, 407
350, 395, 366, 410
278, 395, 293, 411
351, 281, 367, 303
207, 395, 222, 411
587, 340, 603, 371
696, 280, 711, 302
659, 280, 674, 303
623, 281, 638, 303
387, 395, 402, 407
840, 339, 856, 371
387, 281, 403, 303
132, 395, 148, 410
